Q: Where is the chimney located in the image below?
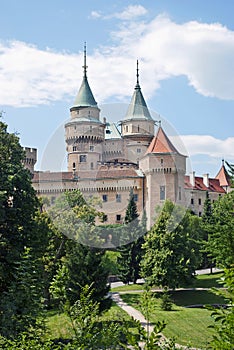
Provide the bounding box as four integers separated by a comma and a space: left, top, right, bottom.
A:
203, 173, 209, 188
189, 171, 195, 187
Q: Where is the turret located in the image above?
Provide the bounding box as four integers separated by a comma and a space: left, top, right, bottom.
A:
139, 125, 187, 228
120, 61, 155, 164
65, 44, 105, 173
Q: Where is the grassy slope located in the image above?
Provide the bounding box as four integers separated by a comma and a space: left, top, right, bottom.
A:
120, 288, 226, 349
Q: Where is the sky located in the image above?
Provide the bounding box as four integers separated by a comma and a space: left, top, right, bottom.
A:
1, 0, 234, 177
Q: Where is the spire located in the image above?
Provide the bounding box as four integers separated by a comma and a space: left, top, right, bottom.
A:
73, 43, 97, 108
82, 42, 87, 77
146, 126, 179, 154
215, 160, 232, 187
124, 60, 153, 120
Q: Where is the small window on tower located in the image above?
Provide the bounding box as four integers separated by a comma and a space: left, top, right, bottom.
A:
161, 159, 163, 165
116, 214, 121, 222
90, 125, 92, 132
73, 146, 77, 151
90, 145, 94, 151
116, 194, 121, 203
79, 155, 87, 163
137, 125, 140, 132
133, 194, 138, 202
137, 148, 141, 153
160, 186, 165, 200
72, 162, 76, 170
90, 162, 94, 170
179, 186, 182, 200
126, 125, 128, 132
102, 194, 108, 202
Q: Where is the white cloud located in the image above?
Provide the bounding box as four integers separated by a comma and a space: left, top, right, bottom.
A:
179, 135, 234, 160
112, 5, 148, 20
1, 13, 234, 107
90, 11, 102, 19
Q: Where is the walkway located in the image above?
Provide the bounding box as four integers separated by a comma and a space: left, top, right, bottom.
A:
111, 291, 202, 349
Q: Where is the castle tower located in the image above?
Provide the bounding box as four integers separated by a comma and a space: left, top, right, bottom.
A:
139, 125, 187, 228
23, 147, 37, 173
215, 159, 232, 193
120, 61, 155, 164
65, 44, 105, 173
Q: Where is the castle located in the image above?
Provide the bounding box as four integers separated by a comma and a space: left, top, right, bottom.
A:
23, 48, 232, 228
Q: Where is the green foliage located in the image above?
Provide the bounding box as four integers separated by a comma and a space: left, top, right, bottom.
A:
117, 189, 144, 284
141, 200, 202, 289
207, 191, 234, 268
225, 161, 234, 186
160, 290, 173, 311
49, 190, 110, 310
0, 119, 47, 338
208, 267, 234, 349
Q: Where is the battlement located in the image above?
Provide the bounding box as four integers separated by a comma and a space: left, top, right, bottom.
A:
23, 147, 37, 172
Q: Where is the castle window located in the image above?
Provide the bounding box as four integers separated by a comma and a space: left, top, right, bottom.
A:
79, 155, 87, 163
191, 198, 194, 205
137, 125, 140, 132
198, 198, 202, 205
72, 162, 76, 170
90, 162, 94, 170
126, 125, 128, 132
160, 186, 165, 200
133, 194, 138, 202
116, 214, 121, 222
90, 125, 92, 132
179, 187, 182, 200
73, 146, 77, 151
137, 148, 141, 153
161, 159, 163, 165
102, 194, 108, 202
198, 212, 202, 217
116, 194, 121, 203
90, 145, 94, 151
102, 214, 108, 222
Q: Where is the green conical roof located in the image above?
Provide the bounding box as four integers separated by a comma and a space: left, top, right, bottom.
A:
73, 75, 97, 107
72, 43, 97, 108
124, 61, 153, 121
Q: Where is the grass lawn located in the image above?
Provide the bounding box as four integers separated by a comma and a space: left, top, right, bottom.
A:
111, 271, 224, 292
120, 290, 225, 349
45, 301, 133, 340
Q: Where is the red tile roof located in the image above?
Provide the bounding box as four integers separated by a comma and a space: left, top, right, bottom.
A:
184, 175, 226, 193
215, 165, 231, 187
146, 127, 179, 154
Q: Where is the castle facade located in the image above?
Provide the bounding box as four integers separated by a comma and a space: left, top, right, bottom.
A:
24, 50, 232, 228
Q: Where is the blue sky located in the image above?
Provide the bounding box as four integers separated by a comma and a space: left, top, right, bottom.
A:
1, 0, 234, 177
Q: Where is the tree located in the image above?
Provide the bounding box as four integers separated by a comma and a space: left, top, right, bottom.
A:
141, 200, 201, 289
225, 161, 234, 186
208, 267, 234, 349
0, 118, 45, 337
117, 189, 144, 284
201, 191, 215, 271
49, 190, 110, 310
207, 191, 234, 268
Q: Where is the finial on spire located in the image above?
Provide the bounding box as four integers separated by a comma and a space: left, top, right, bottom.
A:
83, 42, 88, 77
222, 158, 225, 166
136, 60, 139, 85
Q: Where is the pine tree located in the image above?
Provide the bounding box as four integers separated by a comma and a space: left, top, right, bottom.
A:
117, 189, 144, 284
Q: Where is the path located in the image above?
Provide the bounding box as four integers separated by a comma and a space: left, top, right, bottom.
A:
111, 291, 201, 349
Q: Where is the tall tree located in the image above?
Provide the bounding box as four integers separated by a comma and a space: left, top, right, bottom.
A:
0, 118, 44, 337
117, 189, 144, 284
49, 190, 110, 310
201, 191, 214, 271
225, 161, 234, 186
141, 200, 201, 289
207, 191, 234, 268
